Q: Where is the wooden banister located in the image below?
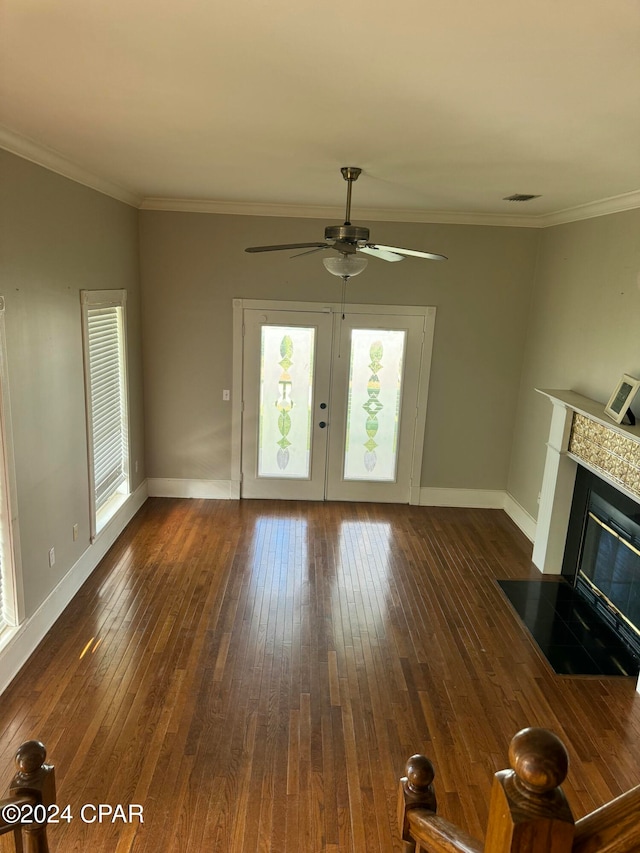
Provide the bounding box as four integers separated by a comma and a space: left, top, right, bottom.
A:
400, 728, 575, 853
0, 740, 55, 853
572, 784, 640, 853
402, 809, 483, 853
398, 752, 483, 853
400, 727, 640, 853
484, 727, 574, 852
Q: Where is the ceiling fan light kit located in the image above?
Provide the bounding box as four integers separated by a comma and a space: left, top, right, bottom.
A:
245, 167, 447, 282
323, 255, 368, 278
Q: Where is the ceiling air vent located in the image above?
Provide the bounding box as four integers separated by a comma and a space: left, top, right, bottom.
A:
503, 193, 541, 202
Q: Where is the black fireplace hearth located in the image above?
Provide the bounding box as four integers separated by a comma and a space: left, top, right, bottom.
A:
498, 578, 639, 676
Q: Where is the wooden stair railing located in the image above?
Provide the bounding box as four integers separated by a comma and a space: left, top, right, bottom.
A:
399, 727, 640, 853
572, 784, 640, 853
0, 741, 55, 853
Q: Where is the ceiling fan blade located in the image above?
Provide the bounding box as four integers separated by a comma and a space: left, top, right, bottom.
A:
358, 246, 405, 263
290, 246, 329, 258
245, 242, 329, 253
370, 244, 448, 261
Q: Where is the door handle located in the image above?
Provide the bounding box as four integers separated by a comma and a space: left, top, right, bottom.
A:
319, 421, 327, 429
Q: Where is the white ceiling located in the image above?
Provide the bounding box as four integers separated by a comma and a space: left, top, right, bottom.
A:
1, 0, 639, 224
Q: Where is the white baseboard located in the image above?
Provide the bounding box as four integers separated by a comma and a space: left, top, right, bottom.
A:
0, 480, 148, 696
147, 478, 239, 499
419, 487, 538, 544
503, 493, 537, 543
419, 487, 506, 509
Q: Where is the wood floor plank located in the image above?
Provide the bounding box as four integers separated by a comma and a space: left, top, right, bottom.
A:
1, 499, 640, 852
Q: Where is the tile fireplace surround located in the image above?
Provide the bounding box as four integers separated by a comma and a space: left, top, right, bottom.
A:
534, 389, 640, 692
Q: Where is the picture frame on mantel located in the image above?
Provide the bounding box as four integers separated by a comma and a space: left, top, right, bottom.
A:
604, 374, 640, 424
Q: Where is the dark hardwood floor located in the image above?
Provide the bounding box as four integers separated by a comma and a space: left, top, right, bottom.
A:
1, 499, 640, 852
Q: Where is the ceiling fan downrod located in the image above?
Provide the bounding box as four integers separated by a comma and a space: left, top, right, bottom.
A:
323, 167, 369, 247
340, 166, 361, 225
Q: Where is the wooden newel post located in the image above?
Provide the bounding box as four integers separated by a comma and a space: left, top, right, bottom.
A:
484, 727, 575, 853
9, 741, 56, 853
397, 754, 437, 853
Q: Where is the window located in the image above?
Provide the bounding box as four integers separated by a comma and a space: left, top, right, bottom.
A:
0, 296, 23, 637
81, 290, 130, 540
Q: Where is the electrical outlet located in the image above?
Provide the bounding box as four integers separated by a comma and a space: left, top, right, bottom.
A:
48, 547, 55, 567
223, 389, 230, 401
73, 523, 79, 541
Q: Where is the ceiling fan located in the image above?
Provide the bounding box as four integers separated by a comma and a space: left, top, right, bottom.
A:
245, 167, 447, 280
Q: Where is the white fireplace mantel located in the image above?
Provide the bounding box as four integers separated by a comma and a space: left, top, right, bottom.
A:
533, 389, 640, 691
533, 389, 640, 574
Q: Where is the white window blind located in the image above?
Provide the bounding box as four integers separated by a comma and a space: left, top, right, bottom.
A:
87, 305, 128, 511
0, 498, 14, 632
82, 290, 130, 539
0, 297, 21, 632
0, 549, 4, 632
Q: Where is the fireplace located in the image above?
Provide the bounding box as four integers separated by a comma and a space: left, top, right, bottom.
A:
534, 389, 640, 690
562, 467, 640, 660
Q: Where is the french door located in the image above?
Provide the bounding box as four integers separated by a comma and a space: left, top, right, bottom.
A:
239, 302, 434, 503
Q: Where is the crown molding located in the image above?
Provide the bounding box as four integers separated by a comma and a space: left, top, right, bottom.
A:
2, 125, 639, 226
139, 197, 543, 227
536, 188, 640, 227
139, 192, 640, 227
140, 197, 347, 219
0, 125, 142, 208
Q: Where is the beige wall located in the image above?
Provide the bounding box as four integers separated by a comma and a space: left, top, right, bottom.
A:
139, 210, 539, 490
0, 150, 145, 617
508, 208, 640, 519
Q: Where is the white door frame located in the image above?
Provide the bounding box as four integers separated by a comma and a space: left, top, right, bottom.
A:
231, 298, 436, 505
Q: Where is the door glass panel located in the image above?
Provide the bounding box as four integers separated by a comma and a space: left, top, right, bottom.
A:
258, 325, 315, 479
343, 329, 406, 482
